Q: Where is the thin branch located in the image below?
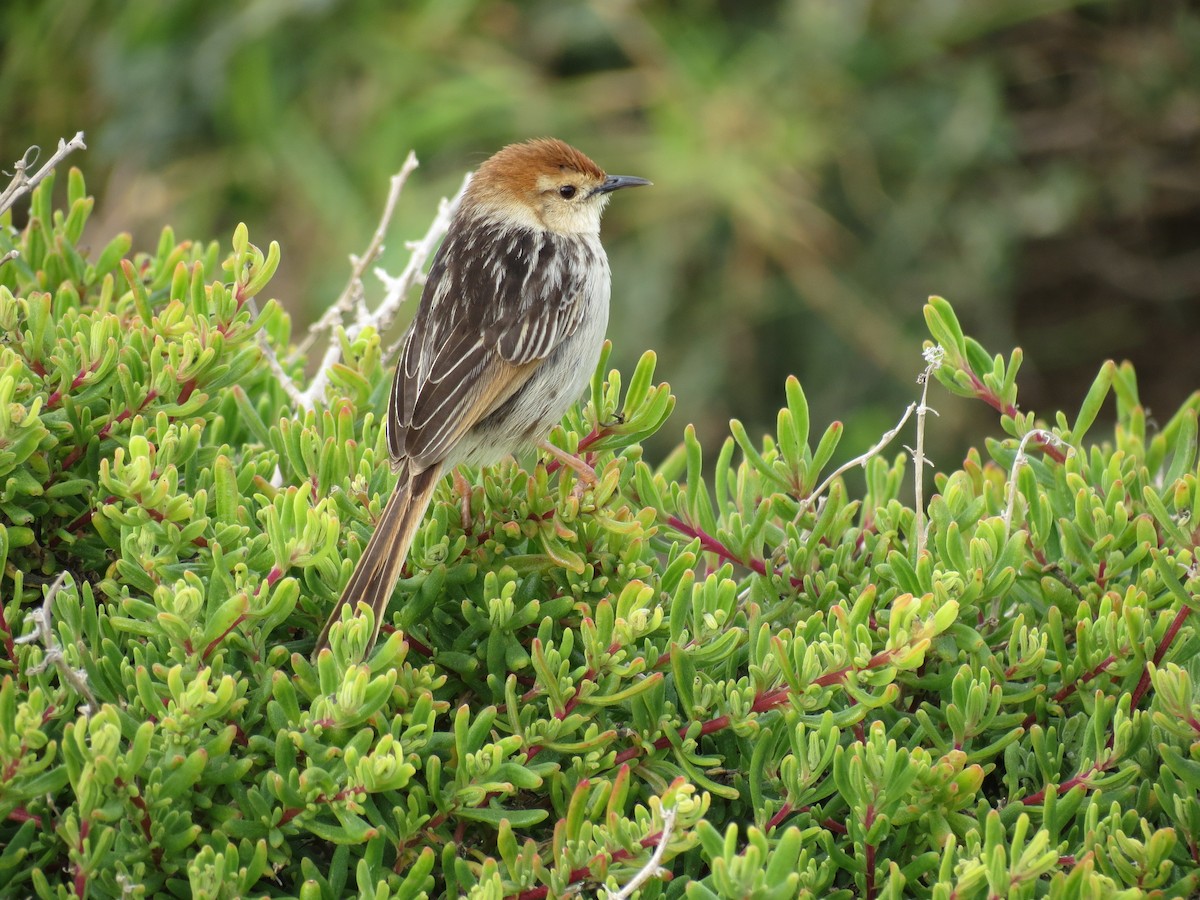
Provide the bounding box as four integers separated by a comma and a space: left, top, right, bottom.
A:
370, 170, 472, 336
293, 168, 471, 412
14, 572, 98, 716
0, 132, 87, 218
911, 345, 944, 558
607, 802, 678, 900
288, 151, 421, 363
259, 332, 308, 409
796, 402, 917, 520
1002, 428, 1067, 541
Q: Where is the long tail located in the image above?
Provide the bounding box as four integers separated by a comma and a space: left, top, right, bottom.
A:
314, 463, 443, 656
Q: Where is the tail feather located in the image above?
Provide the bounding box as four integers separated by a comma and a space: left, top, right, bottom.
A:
314, 464, 443, 656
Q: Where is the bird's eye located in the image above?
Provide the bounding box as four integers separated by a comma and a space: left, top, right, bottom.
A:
558, 185, 577, 199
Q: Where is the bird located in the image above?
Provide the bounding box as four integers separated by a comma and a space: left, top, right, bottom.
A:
314, 138, 650, 656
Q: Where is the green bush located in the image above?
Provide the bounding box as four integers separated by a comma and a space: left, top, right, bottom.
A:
1, 163, 1199, 899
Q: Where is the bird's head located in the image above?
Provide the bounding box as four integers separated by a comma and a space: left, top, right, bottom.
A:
464, 138, 650, 236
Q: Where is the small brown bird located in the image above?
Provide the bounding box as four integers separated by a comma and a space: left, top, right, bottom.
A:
314, 139, 650, 655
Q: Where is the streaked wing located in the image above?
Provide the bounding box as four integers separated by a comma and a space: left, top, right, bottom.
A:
388, 222, 592, 467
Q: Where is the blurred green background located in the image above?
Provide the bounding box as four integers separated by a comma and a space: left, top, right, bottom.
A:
3, 0, 1198, 468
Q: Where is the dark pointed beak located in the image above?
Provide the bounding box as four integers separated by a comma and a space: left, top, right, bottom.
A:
595, 174, 652, 195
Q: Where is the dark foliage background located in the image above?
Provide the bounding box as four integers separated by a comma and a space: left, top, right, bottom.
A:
3, 0, 1197, 465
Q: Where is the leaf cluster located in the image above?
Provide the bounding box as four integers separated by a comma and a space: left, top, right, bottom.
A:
0, 173, 1199, 898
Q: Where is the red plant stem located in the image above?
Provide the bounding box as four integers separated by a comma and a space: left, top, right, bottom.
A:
851, 709, 866, 745
1034, 439, 1067, 464
1020, 758, 1111, 806
964, 373, 1066, 463
525, 638, 625, 761
58, 445, 85, 472
59, 390, 159, 471
612, 713, 732, 767
765, 803, 794, 831
611, 646, 905, 766
114, 777, 159, 862
1130, 604, 1191, 709
131, 793, 153, 846
54, 496, 120, 546
577, 427, 606, 454
202, 614, 248, 660
46, 362, 99, 409
765, 802, 846, 836
397, 631, 432, 658
7, 807, 42, 826
74, 820, 89, 898
1020, 652, 1120, 730
814, 647, 903, 689
542, 425, 609, 477
1028, 601, 1195, 742
966, 372, 1016, 418
824, 817, 849, 835
666, 516, 802, 588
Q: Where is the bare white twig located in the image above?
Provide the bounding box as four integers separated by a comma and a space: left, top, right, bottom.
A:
369, 170, 472, 336
1002, 429, 1067, 541
0, 132, 88, 218
911, 345, 944, 558
258, 330, 308, 409
288, 151, 421, 364
606, 802, 678, 900
291, 167, 472, 413
14, 572, 99, 716
797, 402, 917, 520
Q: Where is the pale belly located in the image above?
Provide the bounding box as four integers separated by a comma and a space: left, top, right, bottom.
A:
447, 282, 609, 467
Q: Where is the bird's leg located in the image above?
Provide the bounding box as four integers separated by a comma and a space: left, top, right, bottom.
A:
452, 467, 473, 529
538, 440, 598, 489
